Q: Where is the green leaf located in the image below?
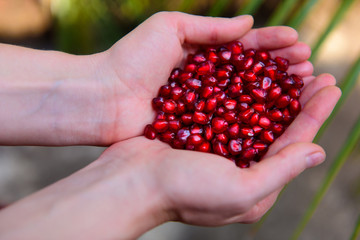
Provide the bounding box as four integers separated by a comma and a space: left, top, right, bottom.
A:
350, 214, 360, 240
236, 0, 264, 15
207, 0, 231, 17
291, 115, 360, 240
287, 0, 319, 29
266, 0, 300, 26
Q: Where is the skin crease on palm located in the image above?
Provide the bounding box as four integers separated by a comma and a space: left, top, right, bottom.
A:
0, 12, 341, 240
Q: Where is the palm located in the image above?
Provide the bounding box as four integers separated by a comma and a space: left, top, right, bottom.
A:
100, 12, 340, 226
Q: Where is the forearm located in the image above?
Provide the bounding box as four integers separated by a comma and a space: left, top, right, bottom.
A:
0, 43, 111, 145
0, 147, 169, 239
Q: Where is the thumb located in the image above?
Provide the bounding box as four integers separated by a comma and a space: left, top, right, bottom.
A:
244, 142, 325, 202
153, 12, 254, 45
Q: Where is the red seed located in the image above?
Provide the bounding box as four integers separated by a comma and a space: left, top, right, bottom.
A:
212, 117, 229, 133
196, 141, 211, 152
169, 120, 182, 132
275, 57, 289, 71
197, 61, 215, 75
213, 141, 229, 157
204, 125, 214, 141
289, 99, 301, 115
144, 124, 156, 139
153, 120, 168, 133
193, 111, 208, 124
228, 139, 242, 155
276, 94, 291, 108
159, 131, 175, 143
228, 123, 240, 139
162, 99, 177, 113
187, 134, 204, 146
258, 116, 271, 129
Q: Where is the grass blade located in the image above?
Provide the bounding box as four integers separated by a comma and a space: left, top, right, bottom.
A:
266, 0, 300, 26
314, 56, 360, 142
207, 0, 231, 17
236, 0, 264, 15
287, 0, 319, 29
178, 0, 196, 13
350, 214, 360, 240
291, 115, 360, 240
310, 0, 357, 62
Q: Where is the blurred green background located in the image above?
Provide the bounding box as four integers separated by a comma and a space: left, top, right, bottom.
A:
0, 0, 359, 239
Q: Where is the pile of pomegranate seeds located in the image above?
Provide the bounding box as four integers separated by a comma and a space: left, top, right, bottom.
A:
144, 40, 303, 168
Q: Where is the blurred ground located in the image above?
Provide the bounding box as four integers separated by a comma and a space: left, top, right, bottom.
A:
0, 0, 359, 239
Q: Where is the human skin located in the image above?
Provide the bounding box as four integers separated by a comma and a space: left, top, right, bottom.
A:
0, 12, 341, 240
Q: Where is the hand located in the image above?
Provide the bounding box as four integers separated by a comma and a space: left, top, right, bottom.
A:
103, 72, 339, 228
96, 11, 315, 144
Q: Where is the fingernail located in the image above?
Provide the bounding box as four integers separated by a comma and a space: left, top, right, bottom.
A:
306, 152, 325, 168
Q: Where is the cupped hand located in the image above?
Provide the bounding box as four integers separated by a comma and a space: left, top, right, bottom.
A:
96, 12, 314, 144
100, 71, 340, 227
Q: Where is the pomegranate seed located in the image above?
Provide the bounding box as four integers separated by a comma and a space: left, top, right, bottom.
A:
213, 141, 229, 157
251, 88, 267, 103
255, 50, 270, 62
153, 120, 168, 133
197, 61, 215, 75
275, 57, 289, 71
196, 141, 211, 152
207, 51, 219, 64
262, 130, 274, 143
169, 68, 181, 81
242, 147, 258, 160
250, 112, 260, 126
228, 83, 242, 97
193, 111, 208, 124
215, 133, 229, 144
291, 74, 304, 88
162, 99, 177, 113
144, 124, 156, 139
179, 72, 193, 83
224, 99, 237, 110
152, 97, 164, 110
204, 125, 214, 141
223, 111, 237, 123
289, 99, 301, 115
258, 116, 271, 129
228, 139, 242, 155
145, 40, 302, 167
186, 78, 202, 90
288, 88, 301, 99
181, 113, 193, 125
276, 94, 291, 108
169, 120, 182, 132
228, 123, 240, 139
219, 49, 232, 62
241, 127, 254, 137
228, 41, 243, 54
253, 142, 268, 151
268, 109, 283, 121
204, 97, 217, 113
212, 117, 229, 133
187, 134, 204, 146
193, 53, 206, 63
244, 70, 257, 82
264, 65, 277, 80
243, 137, 255, 149
160, 131, 175, 143
202, 86, 214, 98
252, 61, 265, 74
185, 63, 197, 73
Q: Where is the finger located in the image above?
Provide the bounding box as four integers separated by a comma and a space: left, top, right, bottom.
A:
269, 42, 312, 64
300, 74, 336, 105
244, 142, 325, 202
266, 85, 341, 157
287, 61, 314, 76
303, 76, 316, 87
165, 12, 254, 44
240, 26, 298, 50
